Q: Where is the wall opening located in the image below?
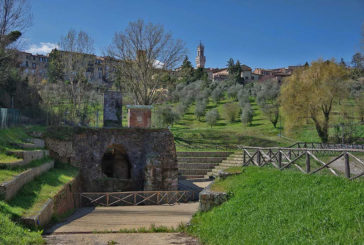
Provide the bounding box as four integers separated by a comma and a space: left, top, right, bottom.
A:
101, 145, 131, 179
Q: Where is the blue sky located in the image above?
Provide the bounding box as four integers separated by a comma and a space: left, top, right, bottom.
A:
24, 0, 364, 69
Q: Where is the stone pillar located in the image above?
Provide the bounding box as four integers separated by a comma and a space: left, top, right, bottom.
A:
127, 105, 152, 128
103, 91, 122, 127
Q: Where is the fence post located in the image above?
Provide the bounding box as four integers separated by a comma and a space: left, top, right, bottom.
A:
243, 150, 246, 166
257, 150, 261, 166
344, 153, 350, 179
306, 152, 310, 173
278, 151, 282, 169
288, 150, 292, 160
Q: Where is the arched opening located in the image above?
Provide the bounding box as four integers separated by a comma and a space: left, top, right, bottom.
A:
101, 145, 131, 179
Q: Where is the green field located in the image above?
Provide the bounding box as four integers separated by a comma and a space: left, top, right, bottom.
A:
189, 167, 364, 245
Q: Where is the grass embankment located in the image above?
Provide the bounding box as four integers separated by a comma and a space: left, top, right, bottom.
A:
189, 167, 364, 244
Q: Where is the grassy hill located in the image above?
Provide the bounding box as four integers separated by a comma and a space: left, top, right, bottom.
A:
188, 167, 364, 244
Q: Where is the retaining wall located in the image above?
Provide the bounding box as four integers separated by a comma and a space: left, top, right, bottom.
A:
0, 160, 54, 201
21, 176, 81, 228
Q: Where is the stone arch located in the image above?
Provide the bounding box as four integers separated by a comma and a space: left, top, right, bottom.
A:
101, 144, 131, 179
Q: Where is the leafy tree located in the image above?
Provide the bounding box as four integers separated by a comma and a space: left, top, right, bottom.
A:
280, 59, 348, 143
179, 56, 194, 83
193, 67, 208, 81
205, 108, 219, 128
194, 100, 207, 121
154, 104, 179, 127
222, 103, 240, 123
211, 87, 224, 104
256, 81, 280, 128
241, 103, 253, 126
339, 58, 346, 67
227, 58, 243, 84
237, 89, 249, 108
47, 49, 64, 83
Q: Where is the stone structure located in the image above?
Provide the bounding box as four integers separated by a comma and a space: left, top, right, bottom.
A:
45, 127, 178, 192
195, 42, 206, 68
199, 182, 228, 212
103, 91, 122, 127
127, 105, 152, 128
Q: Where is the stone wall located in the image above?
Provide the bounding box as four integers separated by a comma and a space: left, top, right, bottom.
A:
45, 127, 178, 193
53, 176, 81, 217
199, 182, 228, 212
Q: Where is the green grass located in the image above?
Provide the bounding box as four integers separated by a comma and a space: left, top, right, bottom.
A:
2, 162, 78, 217
189, 167, 364, 245
0, 213, 44, 245
166, 98, 293, 151
0, 161, 78, 244
0, 157, 52, 183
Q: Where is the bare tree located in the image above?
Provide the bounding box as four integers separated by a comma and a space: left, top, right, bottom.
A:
45, 29, 101, 125
0, 0, 32, 45
108, 19, 186, 105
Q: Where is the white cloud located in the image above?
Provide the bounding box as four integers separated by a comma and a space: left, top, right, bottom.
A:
26, 42, 59, 55
153, 60, 164, 68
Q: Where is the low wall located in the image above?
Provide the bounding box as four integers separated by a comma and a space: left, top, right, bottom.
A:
0, 161, 54, 201
21, 175, 81, 228
199, 182, 228, 212
7, 150, 49, 167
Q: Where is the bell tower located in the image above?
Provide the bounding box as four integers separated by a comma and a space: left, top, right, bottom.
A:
195, 41, 206, 68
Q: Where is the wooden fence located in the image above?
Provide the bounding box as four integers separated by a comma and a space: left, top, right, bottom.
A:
238, 146, 364, 180
289, 142, 364, 150
79, 190, 197, 207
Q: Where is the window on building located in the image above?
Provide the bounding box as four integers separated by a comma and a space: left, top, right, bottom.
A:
99, 72, 102, 79
25, 61, 28, 67
32, 63, 36, 69
251, 76, 254, 80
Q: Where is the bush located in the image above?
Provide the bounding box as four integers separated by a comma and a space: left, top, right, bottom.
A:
222, 103, 240, 123
241, 103, 253, 126
195, 100, 207, 121
205, 109, 219, 128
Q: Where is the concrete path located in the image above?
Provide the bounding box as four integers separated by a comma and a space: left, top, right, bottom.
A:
44, 233, 199, 245
46, 202, 199, 233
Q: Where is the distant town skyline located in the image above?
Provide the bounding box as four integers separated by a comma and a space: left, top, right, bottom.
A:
23, 0, 364, 69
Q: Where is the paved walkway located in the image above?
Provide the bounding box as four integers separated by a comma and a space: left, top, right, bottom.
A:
46, 202, 199, 233
44, 179, 210, 244
44, 233, 200, 245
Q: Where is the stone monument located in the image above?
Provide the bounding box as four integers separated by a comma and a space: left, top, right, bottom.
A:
103, 91, 122, 127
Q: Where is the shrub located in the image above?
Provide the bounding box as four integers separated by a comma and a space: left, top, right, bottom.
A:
205, 109, 219, 128
241, 103, 253, 126
222, 103, 240, 123
174, 103, 187, 119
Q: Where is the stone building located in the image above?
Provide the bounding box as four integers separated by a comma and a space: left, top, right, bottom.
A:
16, 50, 118, 85
195, 42, 206, 68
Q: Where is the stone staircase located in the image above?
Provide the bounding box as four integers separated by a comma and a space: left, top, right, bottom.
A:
177, 152, 233, 179
205, 152, 243, 178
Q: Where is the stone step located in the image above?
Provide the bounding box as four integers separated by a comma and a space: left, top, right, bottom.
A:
179, 175, 206, 180
179, 169, 209, 175
17, 138, 45, 149
178, 163, 218, 169
177, 152, 233, 157
177, 157, 227, 163
219, 163, 241, 168
0, 160, 54, 201
4, 150, 49, 168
